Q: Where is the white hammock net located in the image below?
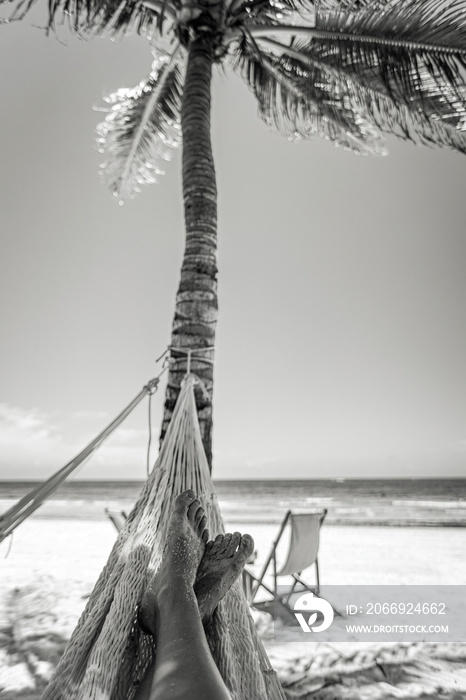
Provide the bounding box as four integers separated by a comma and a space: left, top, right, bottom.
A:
41, 374, 286, 700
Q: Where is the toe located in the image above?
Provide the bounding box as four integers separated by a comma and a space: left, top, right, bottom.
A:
201, 528, 210, 543
175, 490, 196, 513
210, 534, 224, 555
187, 499, 201, 523
194, 506, 205, 527
218, 533, 233, 555
225, 532, 241, 557
198, 515, 207, 533
238, 533, 255, 562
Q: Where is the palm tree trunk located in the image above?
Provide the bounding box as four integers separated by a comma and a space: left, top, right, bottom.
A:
160, 33, 218, 470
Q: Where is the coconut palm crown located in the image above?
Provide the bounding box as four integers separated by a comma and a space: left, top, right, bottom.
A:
4, 0, 466, 468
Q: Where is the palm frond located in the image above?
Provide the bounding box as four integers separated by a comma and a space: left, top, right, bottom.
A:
230, 0, 371, 29
96, 45, 185, 202
317, 0, 373, 8
1, 0, 174, 38
365, 86, 466, 154
256, 36, 466, 154
307, 0, 466, 134
227, 0, 297, 27
236, 41, 388, 155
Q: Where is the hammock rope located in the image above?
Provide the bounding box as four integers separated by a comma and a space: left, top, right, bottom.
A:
41, 373, 286, 700
0, 376, 162, 544
159, 344, 216, 370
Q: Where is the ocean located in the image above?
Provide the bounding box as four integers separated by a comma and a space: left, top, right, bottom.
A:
1, 478, 466, 527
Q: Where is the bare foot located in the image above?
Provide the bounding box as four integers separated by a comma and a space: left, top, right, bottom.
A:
195, 532, 255, 624
139, 489, 209, 635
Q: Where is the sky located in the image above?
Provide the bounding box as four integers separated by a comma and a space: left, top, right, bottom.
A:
1, 13, 466, 481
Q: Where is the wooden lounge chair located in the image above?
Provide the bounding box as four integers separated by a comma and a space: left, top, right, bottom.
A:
245, 509, 327, 623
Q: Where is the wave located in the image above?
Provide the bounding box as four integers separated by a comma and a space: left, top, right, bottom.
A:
391, 500, 466, 509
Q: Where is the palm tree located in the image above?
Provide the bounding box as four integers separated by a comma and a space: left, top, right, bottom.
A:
4, 0, 466, 469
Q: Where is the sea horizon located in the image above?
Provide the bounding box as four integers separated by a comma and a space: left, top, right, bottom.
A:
2, 476, 466, 483
1, 477, 465, 527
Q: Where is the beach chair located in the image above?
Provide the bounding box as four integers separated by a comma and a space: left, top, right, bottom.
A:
105, 508, 128, 533
245, 509, 327, 622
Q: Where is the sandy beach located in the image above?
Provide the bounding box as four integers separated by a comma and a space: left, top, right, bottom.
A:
1, 512, 465, 698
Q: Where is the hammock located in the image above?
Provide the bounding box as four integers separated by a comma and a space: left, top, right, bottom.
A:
41, 373, 286, 700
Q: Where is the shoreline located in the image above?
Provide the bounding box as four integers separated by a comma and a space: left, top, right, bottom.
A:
2, 499, 466, 528
11, 513, 466, 527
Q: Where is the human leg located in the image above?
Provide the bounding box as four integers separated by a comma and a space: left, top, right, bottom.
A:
135, 490, 254, 700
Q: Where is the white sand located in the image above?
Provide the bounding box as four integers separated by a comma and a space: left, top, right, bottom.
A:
233, 520, 466, 585
2, 516, 465, 621
1, 515, 465, 697
2, 516, 465, 592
